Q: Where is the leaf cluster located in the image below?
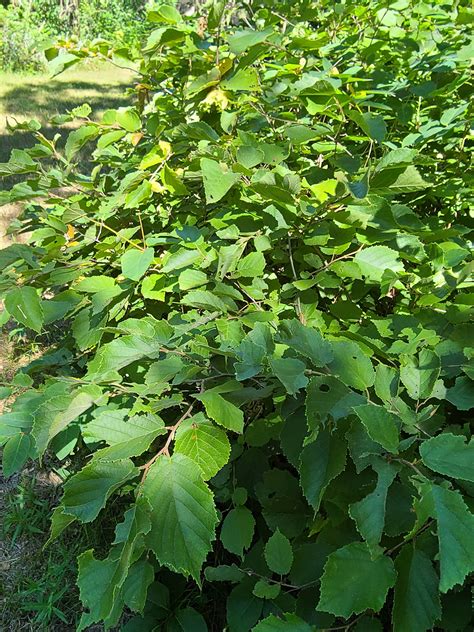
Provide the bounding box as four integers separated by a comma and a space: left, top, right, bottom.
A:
0, 0, 473, 630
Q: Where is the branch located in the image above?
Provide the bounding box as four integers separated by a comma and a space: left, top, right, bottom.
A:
139, 403, 194, 482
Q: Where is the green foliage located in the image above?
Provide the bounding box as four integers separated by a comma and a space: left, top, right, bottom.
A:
0, 0, 473, 629
0, 0, 147, 72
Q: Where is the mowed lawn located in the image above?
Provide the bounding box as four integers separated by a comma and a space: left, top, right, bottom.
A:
0, 62, 133, 245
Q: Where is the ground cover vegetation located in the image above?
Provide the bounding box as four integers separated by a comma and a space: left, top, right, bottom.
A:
0, 0, 473, 629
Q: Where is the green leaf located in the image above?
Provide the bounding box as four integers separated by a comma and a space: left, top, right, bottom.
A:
65, 125, 98, 160
253, 614, 312, 631
86, 327, 172, 380
423, 483, 474, 592
142, 453, 218, 584
116, 108, 141, 132
420, 433, 474, 482
167, 607, 208, 632
121, 248, 155, 281
349, 112, 387, 143
252, 579, 280, 600
393, 547, 441, 632
62, 459, 136, 523
328, 340, 375, 391
125, 180, 152, 208
5, 286, 44, 333
227, 581, 263, 631
179, 269, 208, 290
196, 391, 244, 433
349, 460, 397, 549
162, 248, 203, 274
400, 349, 440, 400
269, 357, 309, 395
306, 376, 365, 428
85, 411, 167, 460
264, 529, 293, 575
221, 68, 259, 92
234, 251, 266, 278
373, 165, 430, 193
204, 564, 243, 583
353, 404, 400, 454
318, 542, 396, 618
45, 506, 76, 547
32, 384, 99, 457
77, 550, 122, 629
182, 290, 230, 313
220, 506, 255, 557
276, 320, 334, 367
446, 376, 474, 410
174, 413, 231, 480
47, 387, 100, 449
354, 246, 404, 283
200, 158, 240, 204
228, 28, 272, 54
299, 429, 347, 512
236, 146, 264, 169
2, 433, 32, 477
122, 560, 155, 613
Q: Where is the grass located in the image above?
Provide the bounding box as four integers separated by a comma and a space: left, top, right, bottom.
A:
0, 61, 134, 159
0, 472, 122, 630
0, 61, 134, 247
0, 61, 134, 631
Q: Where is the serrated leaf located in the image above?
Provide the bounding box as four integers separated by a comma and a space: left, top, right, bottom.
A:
252, 579, 280, 600
423, 483, 474, 592
328, 340, 375, 391
65, 125, 98, 160
350, 111, 387, 143
196, 391, 244, 433
299, 429, 346, 511
264, 529, 293, 575
2, 433, 32, 477
201, 158, 240, 204
393, 547, 441, 632
446, 376, 474, 410
204, 564, 243, 582
121, 248, 155, 281
236, 146, 264, 168
220, 506, 255, 557
62, 459, 136, 523
122, 560, 155, 613
318, 542, 396, 618
85, 411, 167, 460
174, 413, 231, 479
116, 108, 141, 132
349, 460, 397, 549
162, 248, 203, 274
86, 329, 171, 380
269, 357, 309, 395
400, 349, 440, 400
228, 28, 271, 54
420, 433, 474, 482
276, 319, 333, 367
5, 286, 44, 333
354, 246, 404, 283
142, 453, 218, 584
306, 376, 365, 429
182, 289, 230, 312
353, 403, 400, 453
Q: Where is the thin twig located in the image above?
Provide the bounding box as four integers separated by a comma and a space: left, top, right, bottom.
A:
139, 403, 194, 482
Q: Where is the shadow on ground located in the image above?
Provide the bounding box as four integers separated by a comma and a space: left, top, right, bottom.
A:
0, 65, 135, 176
